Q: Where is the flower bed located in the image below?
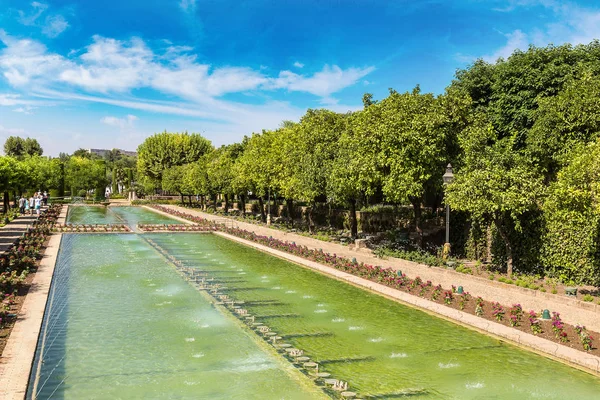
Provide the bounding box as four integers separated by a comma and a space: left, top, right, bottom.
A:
51, 224, 131, 233
138, 224, 217, 232
1, 204, 61, 353
150, 205, 600, 354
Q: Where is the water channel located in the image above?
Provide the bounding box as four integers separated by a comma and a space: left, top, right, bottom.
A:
27, 206, 600, 399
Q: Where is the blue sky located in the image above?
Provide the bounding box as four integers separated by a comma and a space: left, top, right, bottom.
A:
1, 0, 600, 156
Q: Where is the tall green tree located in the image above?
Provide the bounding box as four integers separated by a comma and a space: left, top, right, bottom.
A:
446, 118, 545, 276
137, 131, 212, 192
328, 109, 380, 237
287, 109, 345, 231
4, 137, 43, 158
528, 69, 600, 179
541, 139, 600, 285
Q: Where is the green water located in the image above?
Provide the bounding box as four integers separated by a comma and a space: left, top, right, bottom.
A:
66, 206, 185, 226
28, 234, 325, 400
146, 233, 600, 399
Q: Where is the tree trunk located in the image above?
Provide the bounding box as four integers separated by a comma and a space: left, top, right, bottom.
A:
224, 194, 229, 214
494, 217, 513, 277
307, 202, 315, 233
3, 192, 9, 214
486, 223, 493, 263
286, 198, 294, 228
258, 197, 266, 222
180, 193, 184, 205
349, 197, 358, 238
188, 195, 192, 207
410, 197, 423, 247
240, 194, 246, 217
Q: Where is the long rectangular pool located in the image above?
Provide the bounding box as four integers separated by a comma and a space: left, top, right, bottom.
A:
27, 207, 600, 398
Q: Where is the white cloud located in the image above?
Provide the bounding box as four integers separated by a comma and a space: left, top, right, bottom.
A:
0, 93, 50, 107
16, 2, 69, 38
42, 15, 69, 38
101, 114, 138, 130
0, 33, 370, 148
483, 1, 600, 63
18, 2, 48, 26
0, 33, 374, 102
13, 105, 36, 114
482, 30, 528, 62
0, 125, 27, 135
293, 61, 304, 68
179, 0, 197, 13
270, 65, 376, 97
0, 30, 71, 86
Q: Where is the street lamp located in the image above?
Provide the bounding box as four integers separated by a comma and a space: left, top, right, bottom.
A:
267, 187, 271, 226
442, 163, 454, 259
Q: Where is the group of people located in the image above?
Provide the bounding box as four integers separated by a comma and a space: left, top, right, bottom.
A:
18, 191, 48, 216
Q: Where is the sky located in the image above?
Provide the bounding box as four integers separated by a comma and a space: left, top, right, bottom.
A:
1, 0, 600, 156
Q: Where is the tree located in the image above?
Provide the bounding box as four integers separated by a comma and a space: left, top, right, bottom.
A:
528, 69, 600, 179
162, 165, 187, 204
541, 139, 600, 285
286, 109, 345, 231
66, 157, 109, 196
205, 144, 244, 213
4, 136, 43, 158
328, 110, 380, 237
369, 88, 458, 243
446, 118, 545, 277
137, 131, 212, 192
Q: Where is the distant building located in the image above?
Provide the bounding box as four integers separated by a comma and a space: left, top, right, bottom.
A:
88, 148, 137, 157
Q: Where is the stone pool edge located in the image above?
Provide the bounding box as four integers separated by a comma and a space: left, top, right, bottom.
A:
214, 231, 600, 377
141, 205, 193, 225
0, 234, 63, 400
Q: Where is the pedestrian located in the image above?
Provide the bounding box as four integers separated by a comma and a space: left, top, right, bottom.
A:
43, 191, 48, 206
34, 195, 41, 216
29, 194, 35, 215
18, 196, 25, 214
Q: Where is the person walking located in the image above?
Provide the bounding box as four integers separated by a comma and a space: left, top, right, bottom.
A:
29, 194, 35, 215
18, 196, 25, 215
34, 195, 41, 216
43, 191, 48, 206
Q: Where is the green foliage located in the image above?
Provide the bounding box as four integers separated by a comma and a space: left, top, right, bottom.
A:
542, 140, 600, 285
4, 136, 43, 158
66, 157, 109, 193
137, 131, 212, 191
528, 69, 600, 177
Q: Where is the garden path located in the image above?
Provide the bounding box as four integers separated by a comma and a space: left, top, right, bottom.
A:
0, 207, 48, 254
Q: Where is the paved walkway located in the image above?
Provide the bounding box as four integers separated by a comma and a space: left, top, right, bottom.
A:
0, 233, 62, 399
0, 208, 49, 254
162, 205, 600, 333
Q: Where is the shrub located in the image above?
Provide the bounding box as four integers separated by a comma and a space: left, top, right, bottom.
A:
492, 302, 505, 321
475, 297, 484, 316
509, 304, 523, 327
575, 325, 594, 351
528, 311, 543, 335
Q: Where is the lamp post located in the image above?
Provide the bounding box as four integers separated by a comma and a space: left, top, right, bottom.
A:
267, 187, 271, 226
442, 163, 454, 259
